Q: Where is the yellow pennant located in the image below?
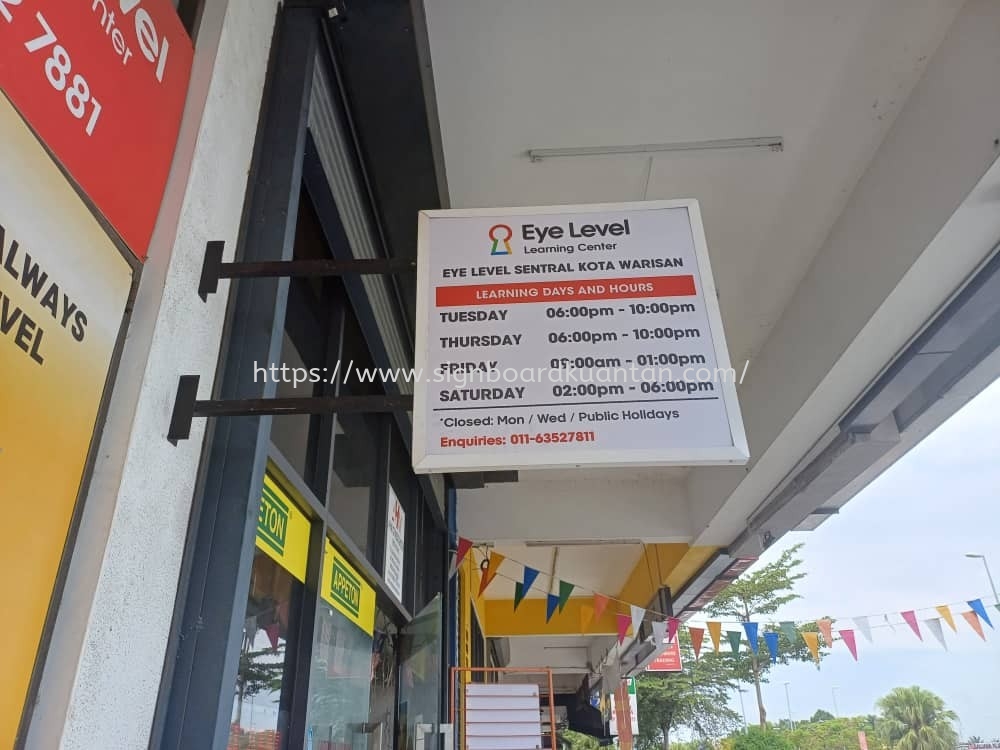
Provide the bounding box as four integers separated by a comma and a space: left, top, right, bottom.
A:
802, 631, 820, 664
935, 605, 957, 632
478, 552, 506, 596
707, 621, 723, 652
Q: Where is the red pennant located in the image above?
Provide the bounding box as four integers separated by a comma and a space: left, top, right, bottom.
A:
839, 629, 858, 661
962, 610, 986, 640
593, 594, 611, 621
616, 613, 631, 644
455, 537, 473, 568
264, 623, 280, 651
689, 627, 705, 659
667, 617, 680, 643
901, 610, 922, 640
817, 618, 834, 646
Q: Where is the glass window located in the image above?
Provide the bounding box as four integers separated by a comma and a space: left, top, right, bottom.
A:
328, 412, 379, 555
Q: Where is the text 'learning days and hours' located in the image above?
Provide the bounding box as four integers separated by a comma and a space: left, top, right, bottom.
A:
412, 201, 749, 473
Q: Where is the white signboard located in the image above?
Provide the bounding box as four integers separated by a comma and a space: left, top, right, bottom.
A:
384, 486, 405, 600
412, 200, 748, 473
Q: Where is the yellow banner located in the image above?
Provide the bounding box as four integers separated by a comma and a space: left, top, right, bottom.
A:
1, 95, 133, 747
322, 541, 376, 636
255, 473, 310, 583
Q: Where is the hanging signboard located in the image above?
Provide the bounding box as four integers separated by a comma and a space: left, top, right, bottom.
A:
413, 200, 749, 472
0, 93, 133, 749
0, 0, 194, 260
645, 641, 684, 672
383, 485, 406, 601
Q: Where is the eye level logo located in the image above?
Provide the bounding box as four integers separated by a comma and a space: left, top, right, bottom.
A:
257, 488, 289, 556
331, 558, 362, 618
488, 224, 513, 256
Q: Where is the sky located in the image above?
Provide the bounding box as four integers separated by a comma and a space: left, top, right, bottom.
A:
700, 376, 1000, 739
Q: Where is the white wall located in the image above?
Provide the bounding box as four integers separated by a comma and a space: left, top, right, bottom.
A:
24, 1, 280, 747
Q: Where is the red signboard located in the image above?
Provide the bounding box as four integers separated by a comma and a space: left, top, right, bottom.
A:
0, 0, 194, 260
645, 640, 684, 672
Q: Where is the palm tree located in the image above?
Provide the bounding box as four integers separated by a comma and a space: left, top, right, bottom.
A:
876, 686, 959, 750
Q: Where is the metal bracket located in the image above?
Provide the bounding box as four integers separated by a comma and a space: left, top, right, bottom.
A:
198, 240, 416, 300
167, 374, 414, 443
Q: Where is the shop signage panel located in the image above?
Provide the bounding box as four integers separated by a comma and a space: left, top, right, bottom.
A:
645, 641, 684, 672
383, 486, 406, 601
321, 541, 376, 636
255, 473, 310, 583
413, 200, 749, 472
0, 0, 194, 260
0, 94, 132, 748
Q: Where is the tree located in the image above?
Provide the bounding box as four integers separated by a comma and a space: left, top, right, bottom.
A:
809, 709, 835, 723
876, 686, 958, 750
706, 543, 827, 727
635, 632, 741, 750
728, 726, 794, 750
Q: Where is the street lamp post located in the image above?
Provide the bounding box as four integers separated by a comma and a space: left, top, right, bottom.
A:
832, 686, 840, 718
736, 687, 748, 731
784, 682, 794, 730
966, 553, 999, 605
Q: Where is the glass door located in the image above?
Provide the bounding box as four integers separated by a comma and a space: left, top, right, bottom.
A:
397, 595, 443, 750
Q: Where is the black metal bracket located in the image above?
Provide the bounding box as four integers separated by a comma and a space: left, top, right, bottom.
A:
167, 374, 414, 443
198, 241, 416, 301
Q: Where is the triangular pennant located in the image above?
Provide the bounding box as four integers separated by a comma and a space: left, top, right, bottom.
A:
630, 605, 645, 639
763, 631, 780, 664
616, 613, 631, 644
707, 621, 722, 652
962, 610, 987, 640
780, 621, 799, 645
816, 618, 834, 646
839, 629, 858, 661
727, 631, 742, 655
513, 582, 526, 610
900, 611, 922, 640
667, 617, 680, 644
689, 627, 705, 660
802, 631, 820, 665
925, 618, 948, 651
742, 622, 759, 654
557, 580, 575, 612
968, 599, 994, 629
935, 605, 957, 632
651, 620, 668, 647
580, 605, 595, 633
884, 614, 896, 632
593, 594, 611, 621
522, 566, 540, 594
546, 593, 560, 623
450, 537, 474, 577
478, 553, 505, 596
853, 616, 873, 644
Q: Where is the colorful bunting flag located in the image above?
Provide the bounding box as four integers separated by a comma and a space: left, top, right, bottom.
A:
727, 631, 742, 655
707, 622, 723, 652
802, 631, 820, 665
901, 611, 922, 641
743, 622, 759, 654
840, 629, 858, 661
690, 627, 706, 660
593, 594, 611, 622
763, 631, 780, 664
557, 580, 575, 612
521, 566, 539, 594
925, 618, 947, 651
883, 614, 896, 633
546, 593, 560, 623
780, 621, 799, 645
962, 610, 986, 640
478, 553, 505, 596
968, 599, 994, 629
667, 617, 680, 644
817, 618, 834, 646
450, 537, 474, 577
651, 620, 668, 647
630, 605, 645, 639
513, 582, 526, 611
616, 613, 631, 644
581, 604, 594, 633
853, 617, 873, 644
935, 605, 957, 632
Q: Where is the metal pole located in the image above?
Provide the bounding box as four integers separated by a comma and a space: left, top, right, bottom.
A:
981, 557, 998, 605
831, 686, 840, 718
784, 682, 794, 730
737, 687, 748, 731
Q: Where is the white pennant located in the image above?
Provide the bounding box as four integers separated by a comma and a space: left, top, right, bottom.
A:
883, 614, 896, 633
925, 618, 948, 651
853, 616, 873, 644
630, 605, 646, 639
651, 620, 668, 645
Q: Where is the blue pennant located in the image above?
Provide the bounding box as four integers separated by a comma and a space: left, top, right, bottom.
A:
546, 593, 560, 622
523, 566, 540, 592
743, 622, 760, 654
763, 632, 780, 664
969, 599, 994, 629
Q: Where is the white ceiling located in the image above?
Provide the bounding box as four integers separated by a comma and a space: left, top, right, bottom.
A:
424, 0, 964, 367
484, 542, 644, 599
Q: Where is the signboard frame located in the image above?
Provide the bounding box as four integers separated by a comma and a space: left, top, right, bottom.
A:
412, 200, 749, 473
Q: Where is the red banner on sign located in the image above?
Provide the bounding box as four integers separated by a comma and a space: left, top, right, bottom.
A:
646, 641, 684, 672
0, 0, 194, 260
436, 275, 697, 307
